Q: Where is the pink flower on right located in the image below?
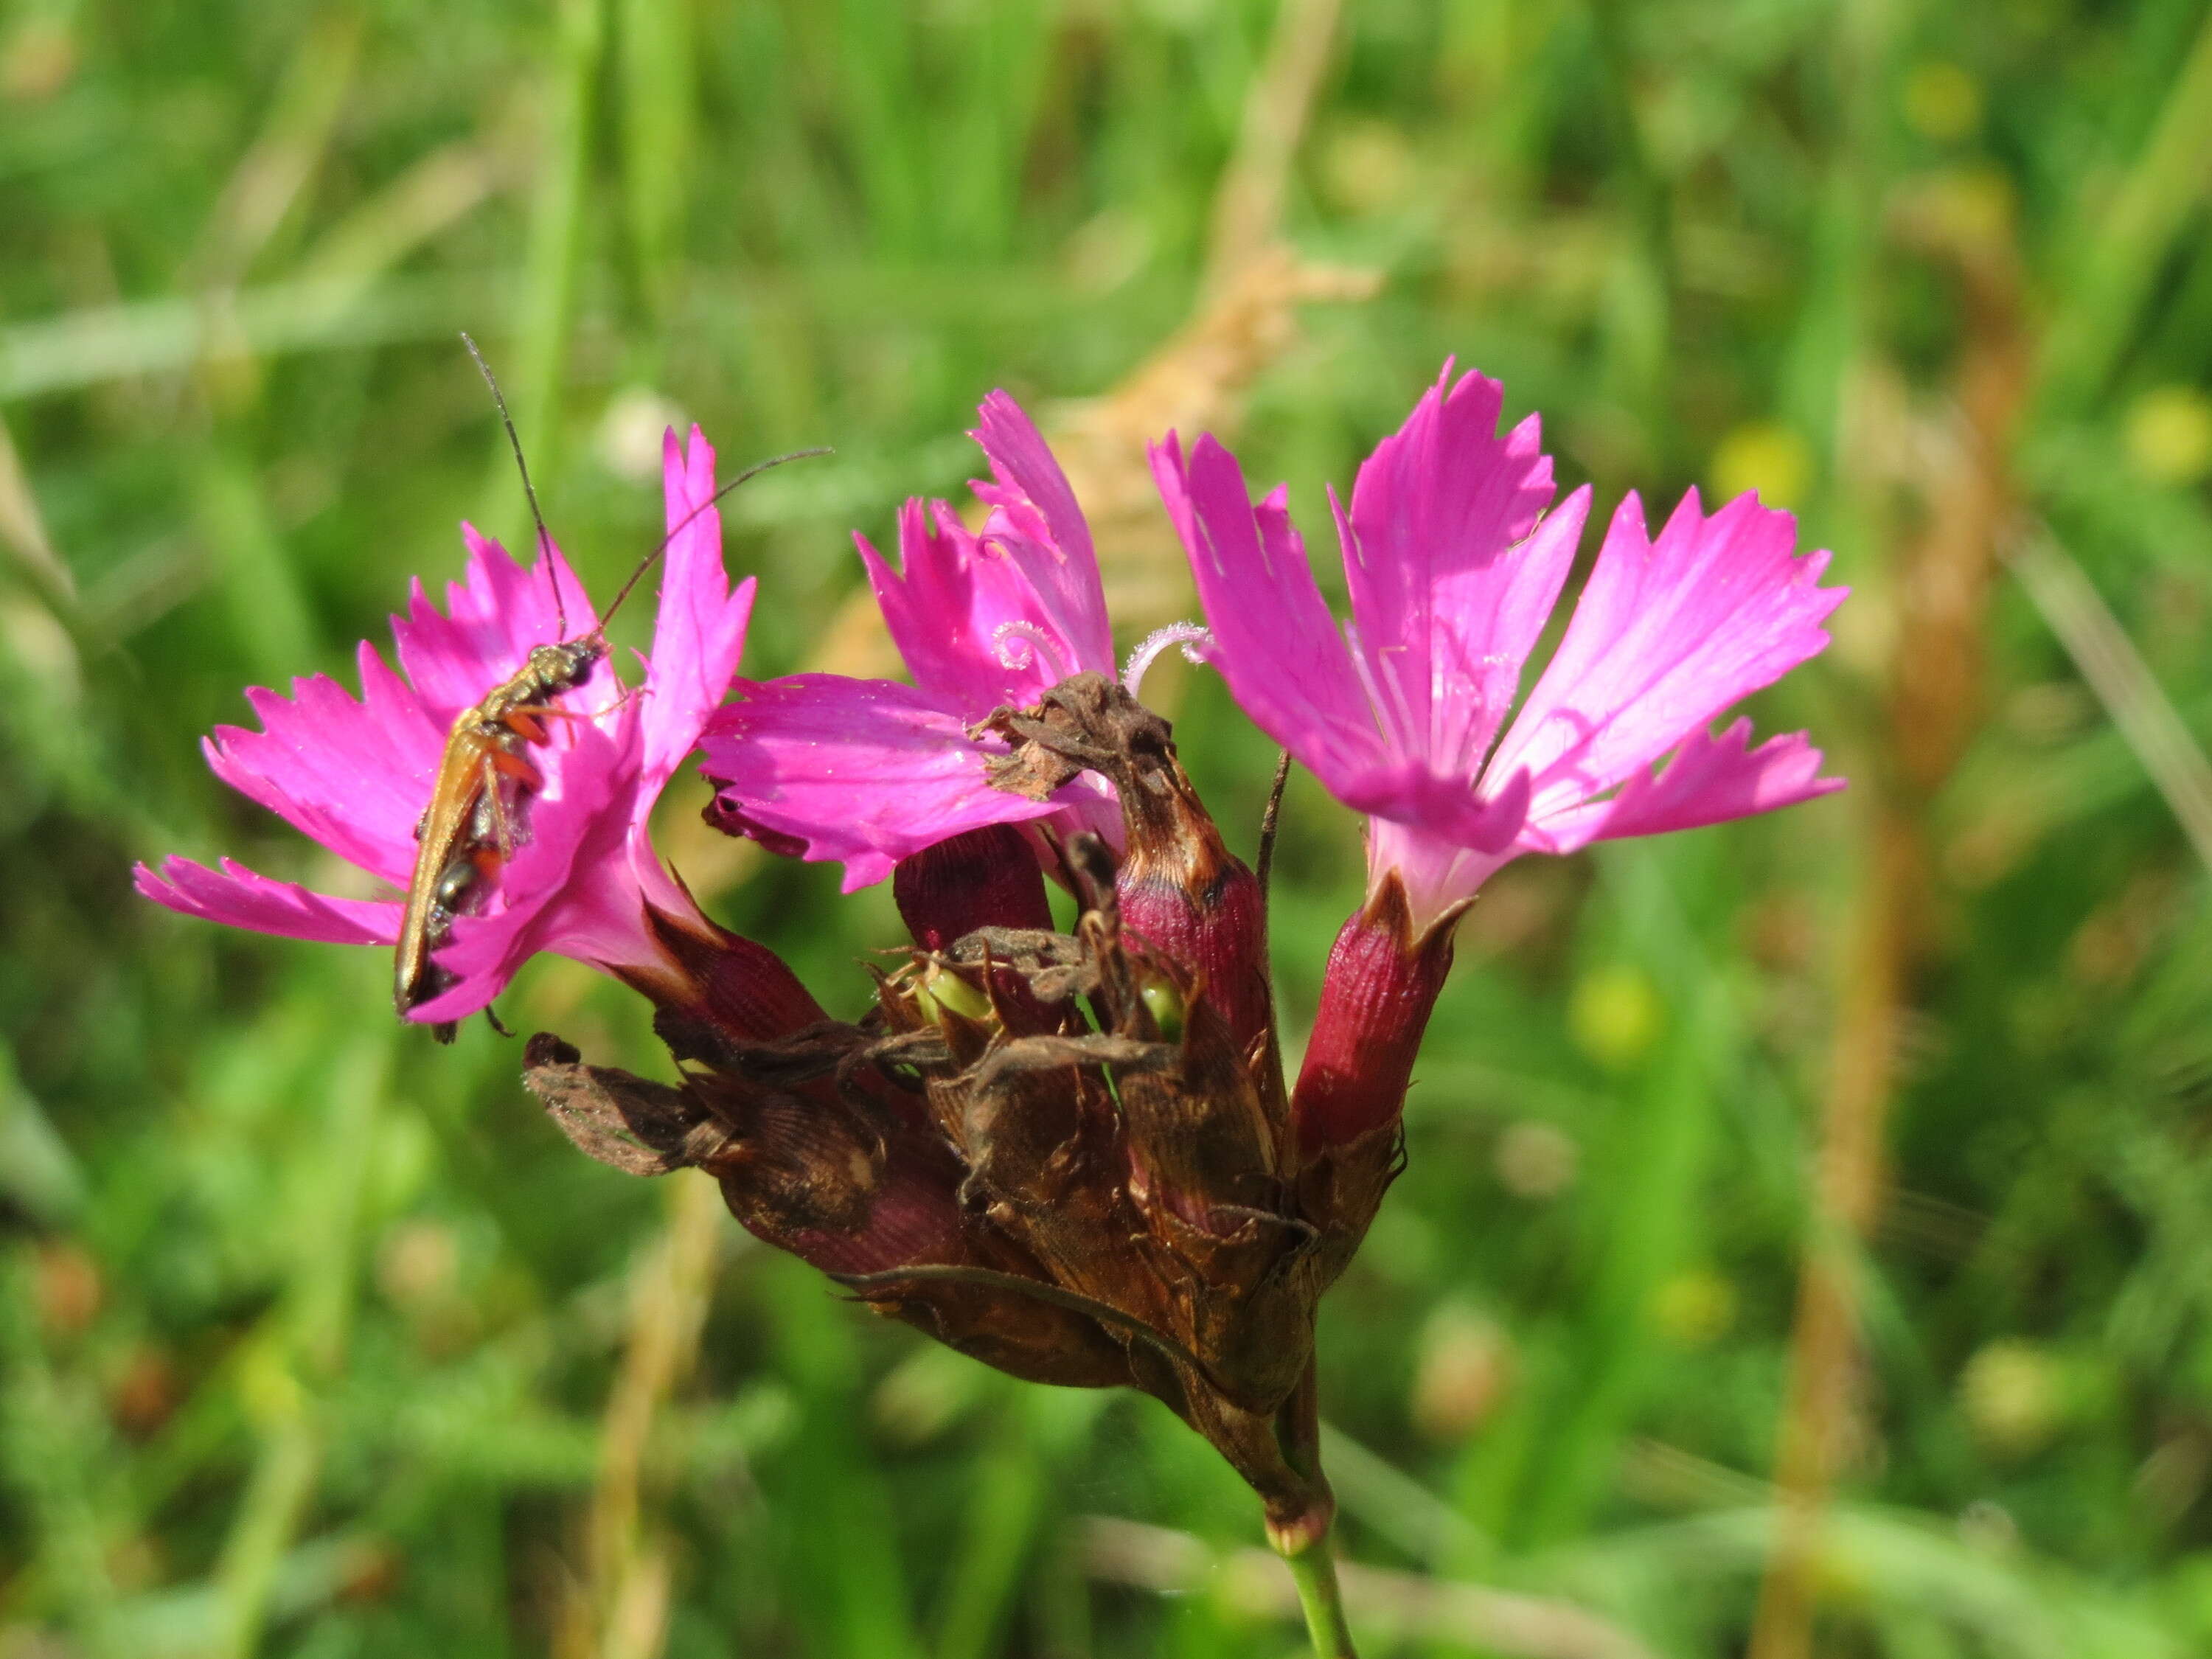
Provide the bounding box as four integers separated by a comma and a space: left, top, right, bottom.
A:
1151, 363, 1848, 1150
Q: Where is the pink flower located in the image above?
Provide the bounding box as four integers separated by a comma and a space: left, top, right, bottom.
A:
137, 428, 774, 1032
1152, 363, 1847, 1152
701, 392, 1121, 891
1152, 364, 1846, 935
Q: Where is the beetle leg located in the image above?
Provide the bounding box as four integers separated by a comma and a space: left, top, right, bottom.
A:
512, 686, 639, 724
479, 751, 518, 856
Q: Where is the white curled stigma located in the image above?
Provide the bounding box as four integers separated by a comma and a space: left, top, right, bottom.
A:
1121, 622, 1214, 699
992, 619, 1072, 679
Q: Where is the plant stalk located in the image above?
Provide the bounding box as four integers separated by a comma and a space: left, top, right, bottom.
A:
1277, 1525, 1360, 1659
1269, 1360, 1360, 1658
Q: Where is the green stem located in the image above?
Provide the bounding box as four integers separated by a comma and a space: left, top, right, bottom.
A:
1277, 1523, 1360, 1659
1264, 1358, 1357, 1656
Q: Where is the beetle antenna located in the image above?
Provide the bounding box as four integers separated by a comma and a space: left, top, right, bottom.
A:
460, 332, 568, 635
599, 445, 833, 627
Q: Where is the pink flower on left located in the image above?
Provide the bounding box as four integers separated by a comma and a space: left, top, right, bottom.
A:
136, 427, 754, 1029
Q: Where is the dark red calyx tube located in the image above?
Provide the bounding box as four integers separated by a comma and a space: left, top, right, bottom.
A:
627, 907, 828, 1041
1117, 855, 1271, 1064
970, 672, 1275, 1061
893, 823, 1054, 950
1068, 683, 1270, 1060
1290, 874, 1461, 1155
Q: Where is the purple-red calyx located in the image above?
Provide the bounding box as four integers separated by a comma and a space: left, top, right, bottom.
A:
139, 365, 1846, 1563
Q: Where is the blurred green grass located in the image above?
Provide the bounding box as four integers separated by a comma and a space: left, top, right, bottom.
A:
4, 1, 2212, 1655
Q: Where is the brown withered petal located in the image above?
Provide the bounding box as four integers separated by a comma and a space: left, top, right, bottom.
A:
535, 672, 1381, 1542
527, 1026, 1140, 1393
523, 1032, 729, 1177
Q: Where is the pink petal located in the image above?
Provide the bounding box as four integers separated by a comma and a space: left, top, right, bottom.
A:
1151, 433, 1383, 790
1156, 417, 1547, 862
390, 527, 603, 723
639, 425, 756, 798
859, 500, 1068, 710
145, 435, 753, 1023
700, 675, 1065, 893
408, 717, 658, 1023
1529, 720, 1845, 855
1338, 365, 1573, 774
203, 640, 445, 887
1357, 762, 1532, 855
1363, 818, 1514, 931
967, 390, 1114, 675
134, 856, 400, 946
1486, 489, 1846, 822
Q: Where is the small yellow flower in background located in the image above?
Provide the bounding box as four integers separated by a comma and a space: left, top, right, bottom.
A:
0, 17, 77, 103
1961, 1339, 2067, 1458
1903, 61, 1984, 142
596, 386, 689, 484
1568, 962, 1664, 1070
238, 1338, 307, 1427
1318, 118, 1420, 216
1913, 164, 2017, 250
1494, 1120, 1580, 1199
2124, 385, 2212, 487
1411, 1303, 1515, 1442
1709, 420, 1812, 510
377, 1218, 459, 1310
1654, 1267, 1739, 1347
874, 1343, 983, 1446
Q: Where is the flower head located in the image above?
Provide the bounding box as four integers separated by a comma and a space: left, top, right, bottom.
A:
1152, 363, 1846, 936
137, 428, 773, 1031
1152, 363, 1846, 1152
701, 392, 1121, 889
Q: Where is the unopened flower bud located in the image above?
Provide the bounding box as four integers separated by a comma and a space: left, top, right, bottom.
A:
894, 823, 1054, 951
1119, 860, 1270, 1061
915, 961, 993, 1026
1139, 975, 1186, 1042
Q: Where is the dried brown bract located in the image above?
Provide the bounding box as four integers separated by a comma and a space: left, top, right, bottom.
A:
525, 675, 1401, 1536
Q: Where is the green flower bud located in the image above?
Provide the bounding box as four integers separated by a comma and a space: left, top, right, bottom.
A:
1139, 976, 1185, 1043
916, 964, 992, 1026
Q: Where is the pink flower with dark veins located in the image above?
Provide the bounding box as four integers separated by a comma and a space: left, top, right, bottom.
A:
701, 392, 1133, 891
136, 428, 815, 1036
1151, 363, 1847, 1148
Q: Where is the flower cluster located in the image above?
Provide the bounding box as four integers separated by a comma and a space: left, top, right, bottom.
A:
140, 366, 1843, 1548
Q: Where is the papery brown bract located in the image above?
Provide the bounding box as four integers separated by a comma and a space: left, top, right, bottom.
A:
525, 1027, 1138, 1392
